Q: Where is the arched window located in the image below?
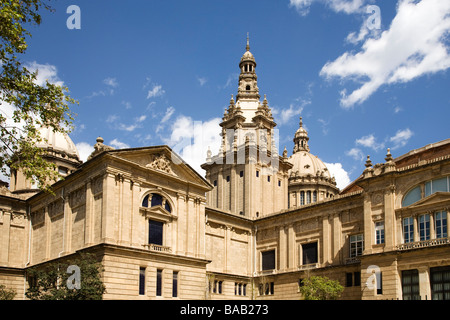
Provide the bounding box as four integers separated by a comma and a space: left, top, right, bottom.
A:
402, 176, 450, 207
142, 193, 172, 213
246, 85, 251, 91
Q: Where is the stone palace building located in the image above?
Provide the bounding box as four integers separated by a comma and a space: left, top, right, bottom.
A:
1, 39, 449, 300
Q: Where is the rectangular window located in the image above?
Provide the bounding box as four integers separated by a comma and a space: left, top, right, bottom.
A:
256, 170, 259, 177
278, 180, 281, 187
240, 171, 244, 177
346, 273, 353, 287
149, 220, 163, 246
267, 176, 271, 182
344, 272, 360, 287
350, 234, 364, 257
354, 272, 361, 286
306, 191, 311, 204
403, 217, 414, 243
139, 267, 146, 295
419, 214, 430, 241
435, 211, 448, 239
430, 266, 450, 300
302, 242, 318, 265
300, 191, 305, 205
261, 250, 276, 271
375, 221, 385, 244
156, 269, 162, 296
172, 271, 178, 298
402, 269, 420, 300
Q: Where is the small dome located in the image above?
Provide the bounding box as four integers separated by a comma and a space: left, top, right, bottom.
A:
36, 126, 80, 160
241, 50, 255, 61
288, 151, 332, 179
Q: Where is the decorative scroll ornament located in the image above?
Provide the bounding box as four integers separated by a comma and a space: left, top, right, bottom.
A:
146, 154, 174, 175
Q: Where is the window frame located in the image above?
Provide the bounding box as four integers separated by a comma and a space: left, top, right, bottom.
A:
419, 214, 430, 241
375, 221, 385, 244
261, 249, 276, 271
349, 234, 364, 258
403, 217, 414, 243
435, 211, 448, 239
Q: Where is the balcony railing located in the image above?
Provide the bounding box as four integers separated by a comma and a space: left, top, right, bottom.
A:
297, 263, 319, 270
143, 243, 172, 253
345, 257, 361, 265
397, 237, 450, 251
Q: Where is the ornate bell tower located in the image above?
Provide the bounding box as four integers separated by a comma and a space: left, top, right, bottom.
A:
202, 36, 292, 218
236, 34, 260, 101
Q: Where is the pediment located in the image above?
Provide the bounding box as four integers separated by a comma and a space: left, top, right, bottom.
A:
407, 192, 450, 209
111, 146, 212, 190
140, 205, 177, 222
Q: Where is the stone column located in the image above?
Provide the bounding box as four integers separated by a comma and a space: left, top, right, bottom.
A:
384, 186, 396, 250
322, 215, 331, 265
429, 211, 435, 240
0, 211, 11, 264
418, 266, 431, 300
363, 194, 373, 254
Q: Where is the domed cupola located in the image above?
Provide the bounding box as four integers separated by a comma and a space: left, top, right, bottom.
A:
293, 117, 310, 153
9, 126, 82, 196
287, 117, 339, 208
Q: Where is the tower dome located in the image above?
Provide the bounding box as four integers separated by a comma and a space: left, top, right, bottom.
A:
287, 117, 339, 208
9, 126, 82, 196
36, 126, 80, 162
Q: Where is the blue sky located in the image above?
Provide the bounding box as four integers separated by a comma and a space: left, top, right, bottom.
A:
20, 0, 450, 189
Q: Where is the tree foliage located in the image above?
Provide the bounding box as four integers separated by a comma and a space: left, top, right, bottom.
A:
25, 252, 105, 300
0, 0, 77, 191
0, 284, 16, 300
299, 275, 344, 300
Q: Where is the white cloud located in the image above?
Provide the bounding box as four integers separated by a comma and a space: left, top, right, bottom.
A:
122, 101, 132, 109
346, 147, 365, 161
164, 116, 222, 175
147, 84, 165, 99
75, 142, 94, 162
325, 162, 352, 190
103, 77, 118, 88
197, 76, 207, 86
390, 128, 413, 150
320, 0, 450, 108
107, 114, 147, 132
355, 134, 384, 151
110, 139, 130, 149
289, 0, 367, 15
221, 73, 239, 89
136, 115, 147, 123
26, 62, 64, 87
274, 99, 311, 125
161, 106, 175, 123
106, 114, 119, 123
348, 128, 413, 160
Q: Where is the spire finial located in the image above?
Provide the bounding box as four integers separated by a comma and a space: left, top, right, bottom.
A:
246, 32, 250, 51
299, 116, 303, 127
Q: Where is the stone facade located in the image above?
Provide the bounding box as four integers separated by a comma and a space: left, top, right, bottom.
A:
1, 40, 449, 300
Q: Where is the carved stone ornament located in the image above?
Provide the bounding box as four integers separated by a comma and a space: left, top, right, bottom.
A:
146, 153, 174, 175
